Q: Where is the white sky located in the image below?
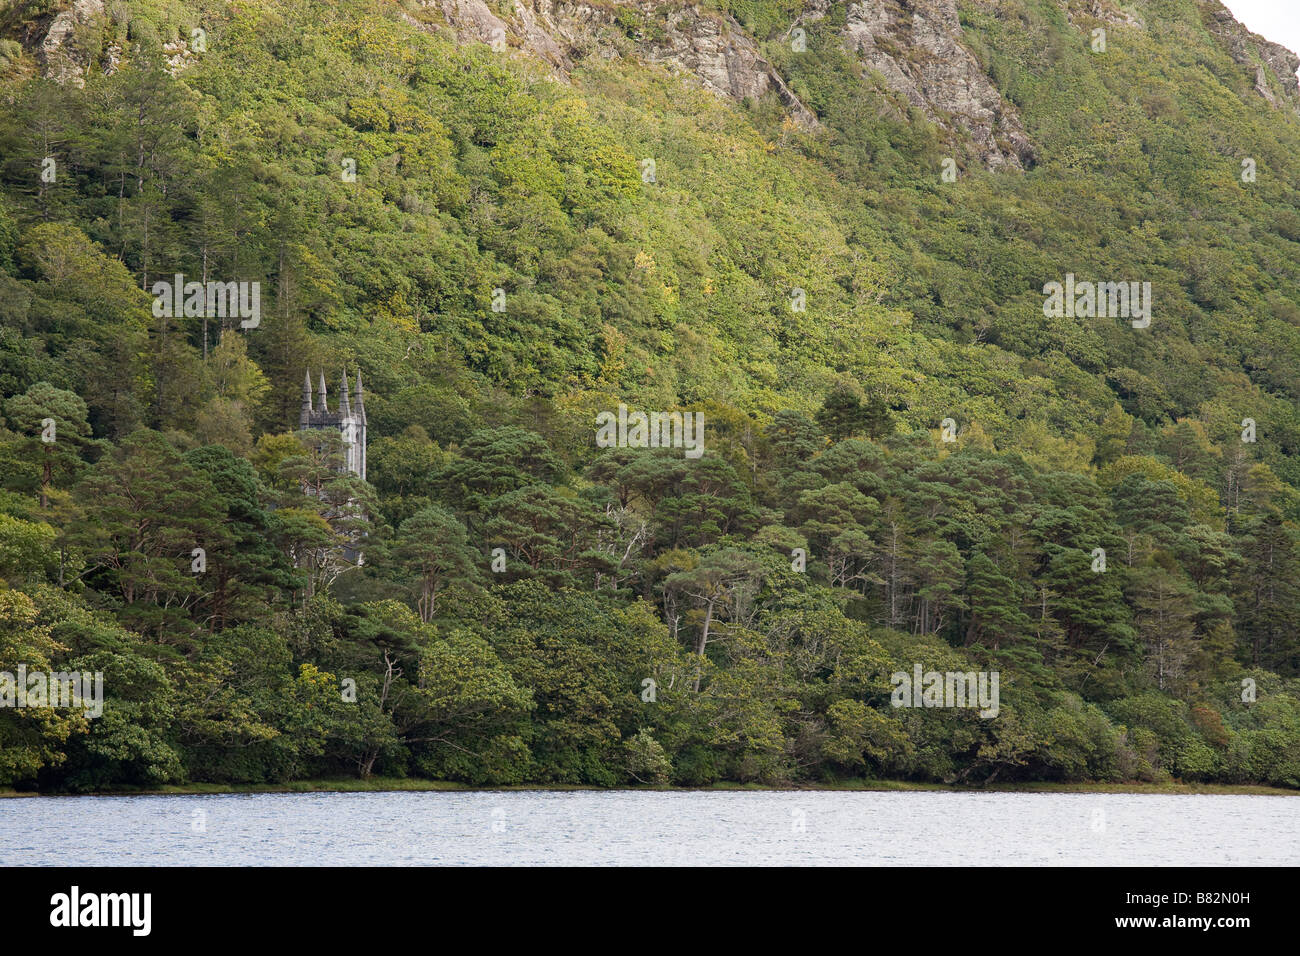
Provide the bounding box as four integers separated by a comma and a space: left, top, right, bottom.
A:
1219, 0, 1300, 76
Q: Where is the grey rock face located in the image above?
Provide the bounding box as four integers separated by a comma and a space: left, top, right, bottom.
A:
1201, 0, 1299, 112
630, 4, 818, 125
30, 0, 197, 83
29, 0, 1298, 172
832, 0, 1035, 170
431, 0, 818, 127
37, 0, 104, 88
438, 0, 1033, 169
428, 0, 512, 49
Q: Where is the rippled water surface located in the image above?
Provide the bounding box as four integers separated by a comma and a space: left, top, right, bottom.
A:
2, 791, 1295, 865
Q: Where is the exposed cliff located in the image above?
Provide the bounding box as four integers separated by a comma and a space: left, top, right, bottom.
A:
1200, 0, 1300, 112
806, 0, 1035, 170
32, 0, 104, 88
424, 1, 818, 126
424, 0, 1036, 168
19, 0, 1300, 163
411, 0, 1300, 168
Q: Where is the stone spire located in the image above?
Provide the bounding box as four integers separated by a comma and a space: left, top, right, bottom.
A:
298, 367, 368, 482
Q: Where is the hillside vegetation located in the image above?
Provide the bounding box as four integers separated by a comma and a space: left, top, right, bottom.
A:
1, 0, 1299, 789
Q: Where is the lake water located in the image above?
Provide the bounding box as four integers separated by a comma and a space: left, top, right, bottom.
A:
2, 790, 1295, 865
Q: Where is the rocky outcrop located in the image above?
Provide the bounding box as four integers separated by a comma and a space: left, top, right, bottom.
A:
1201, 0, 1299, 112
801, 0, 1035, 170
161, 37, 199, 76
638, 5, 817, 123
25, 0, 198, 84
427, 0, 512, 50
511, 0, 570, 65
434, 0, 1032, 169
1061, 0, 1143, 29
429, 1, 818, 127
36, 0, 103, 87
27, 0, 1299, 170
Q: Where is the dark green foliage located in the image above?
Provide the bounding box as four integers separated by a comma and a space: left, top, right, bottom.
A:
2, 0, 1299, 790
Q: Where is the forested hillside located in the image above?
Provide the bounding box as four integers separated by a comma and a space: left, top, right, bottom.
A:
1, 0, 1299, 790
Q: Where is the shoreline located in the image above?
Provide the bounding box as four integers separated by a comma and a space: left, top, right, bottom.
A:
3, 778, 1296, 798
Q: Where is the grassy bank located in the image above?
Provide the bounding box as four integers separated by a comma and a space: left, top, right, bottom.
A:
2, 778, 1296, 798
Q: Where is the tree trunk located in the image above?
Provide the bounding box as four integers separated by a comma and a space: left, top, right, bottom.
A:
692, 599, 716, 692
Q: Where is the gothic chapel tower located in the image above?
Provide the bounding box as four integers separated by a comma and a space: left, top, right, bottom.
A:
299, 370, 367, 480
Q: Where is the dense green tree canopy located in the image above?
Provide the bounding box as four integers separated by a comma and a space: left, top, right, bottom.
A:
1, 0, 1299, 790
